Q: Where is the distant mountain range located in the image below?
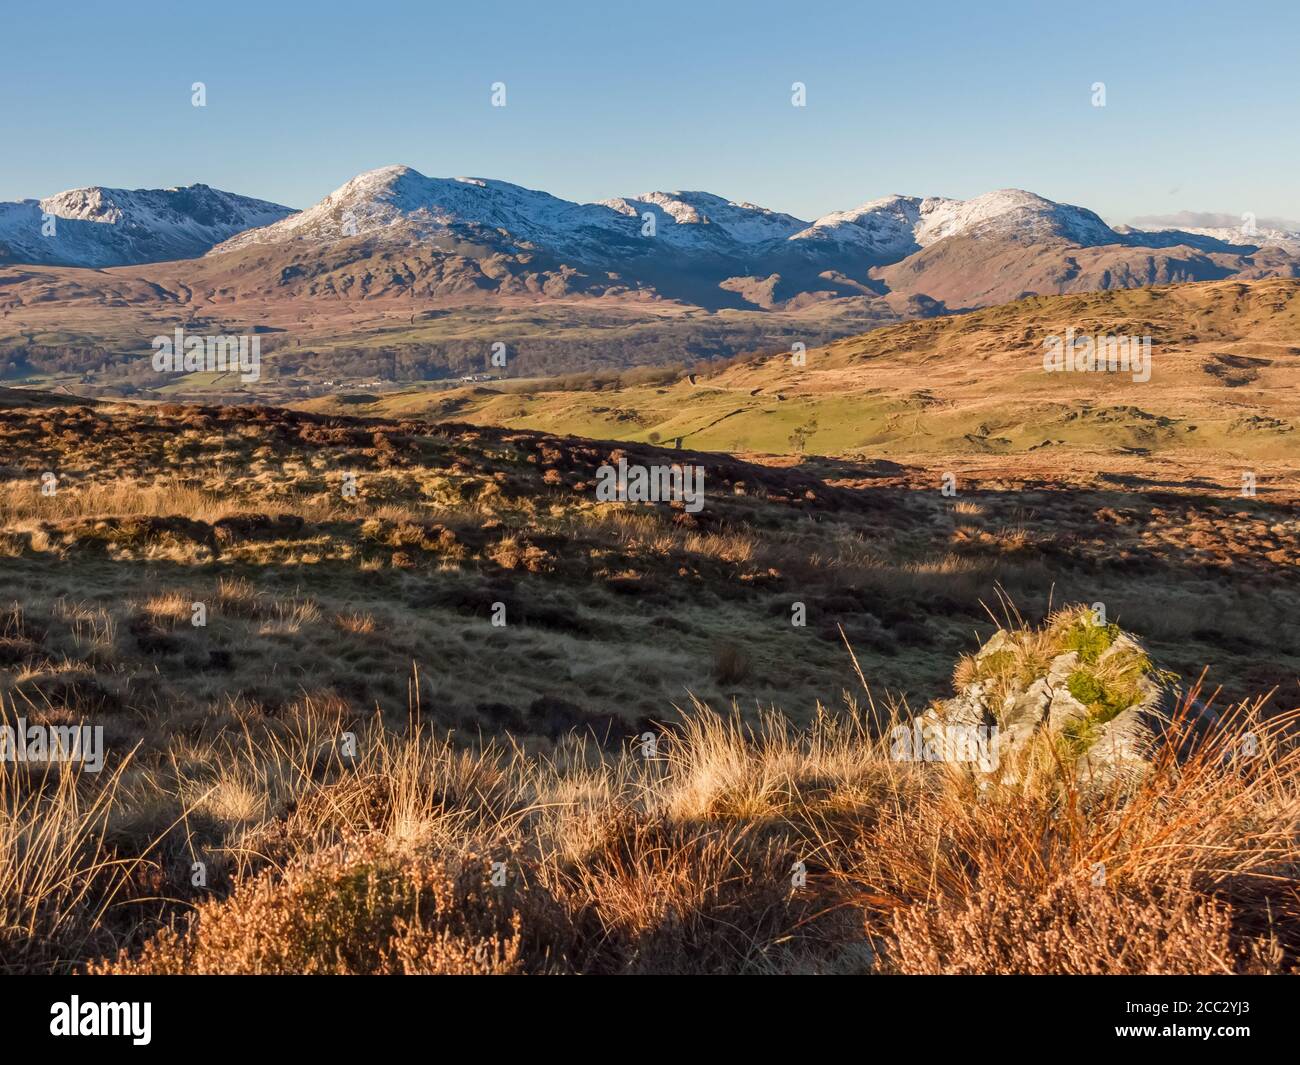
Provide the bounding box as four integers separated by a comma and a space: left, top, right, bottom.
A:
2, 165, 1298, 315
1123, 211, 1300, 254
208, 167, 1124, 259
0, 184, 293, 267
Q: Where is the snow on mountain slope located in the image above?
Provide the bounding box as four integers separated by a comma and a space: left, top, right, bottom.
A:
217, 166, 814, 260
6, 164, 1255, 291
0, 184, 294, 267
214, 165, 639, 259
792, 189, 1118, 257
212, 168, 1124, 272
791, 194, 926, 256
1118, 217, 1300, 254
599, 191, 809, 249
912, 189, 1117, 246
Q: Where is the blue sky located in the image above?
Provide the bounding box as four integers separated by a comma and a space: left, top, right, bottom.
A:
2, 0, 1297, 224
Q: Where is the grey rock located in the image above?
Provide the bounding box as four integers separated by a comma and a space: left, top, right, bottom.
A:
917, 622, 1203, 795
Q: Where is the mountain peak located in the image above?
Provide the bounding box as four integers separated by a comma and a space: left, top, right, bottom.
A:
916, 189, 1117, 246
3, 168, 1268, 295
597, 190, 809, 247
0, 182, 294, 267
213, 165, 641, 257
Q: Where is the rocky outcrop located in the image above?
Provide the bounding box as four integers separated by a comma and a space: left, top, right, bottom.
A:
915, 610, 1191, 792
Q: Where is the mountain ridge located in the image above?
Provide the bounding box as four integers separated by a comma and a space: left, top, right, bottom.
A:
0, 183, 294, 267
11, 165, 1294, 278
209, 165, 1129, 262
3, 168, 1298, 397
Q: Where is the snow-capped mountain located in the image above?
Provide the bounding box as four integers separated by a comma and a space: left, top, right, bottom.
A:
214, 167, 822, 256
0, 184, 295, 267
213, 168, 1123, 264
1119, 212, 1300, 254
598, 190, 810, 249
792, 190, 1117, 255
205, 166, 1148, 298
214, 166, 816, 261
1, 167, 1294, 314
212, 165, 638, 260
790, 195, 925, 257
912, 189, 1118, 246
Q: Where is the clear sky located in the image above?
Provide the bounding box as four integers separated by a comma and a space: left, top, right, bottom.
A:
2, 0, 1297, 225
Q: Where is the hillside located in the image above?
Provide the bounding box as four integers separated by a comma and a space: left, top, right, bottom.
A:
2, 171, 1298, 404
3, 386, 1298, 975
305, 278, 1300, 465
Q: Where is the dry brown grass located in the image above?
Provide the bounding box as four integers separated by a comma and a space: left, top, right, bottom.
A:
886, 877, 1282, 975
0, 478, 232, 525
0, 752, 156, 973
1, 397, 1298, 974
92, 836, 539, 975
44, 674, 1296, 975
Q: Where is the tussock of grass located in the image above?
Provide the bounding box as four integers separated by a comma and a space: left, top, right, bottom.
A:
1059, 616, 1120, 664
16, 679, 1288, 976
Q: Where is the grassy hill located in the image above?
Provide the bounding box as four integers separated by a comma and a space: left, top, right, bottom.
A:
302, 279, 1300, 465
4, 280, 1300, 975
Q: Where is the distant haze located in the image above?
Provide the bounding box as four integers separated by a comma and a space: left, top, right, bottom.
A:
1129, 211, 1300, 232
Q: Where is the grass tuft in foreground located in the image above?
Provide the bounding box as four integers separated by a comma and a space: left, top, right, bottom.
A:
33, 635, 1288, 975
